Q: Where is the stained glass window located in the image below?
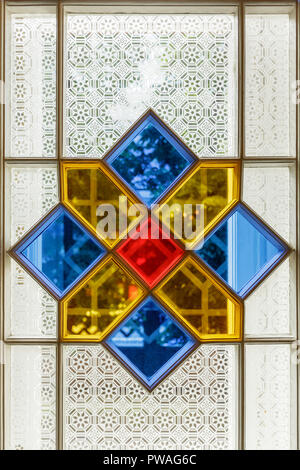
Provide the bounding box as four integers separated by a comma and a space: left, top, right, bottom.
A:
155, 257, 242, 342
2, 1, 298, 452
61, 256, 145, 341
195, 203, 289, 298
106, 110, 195, 207
116, 217, 185, 288
104, 297, 198, 390
10, 205, 106, 298
61, 161, 143, 248
156, 161, 240, 247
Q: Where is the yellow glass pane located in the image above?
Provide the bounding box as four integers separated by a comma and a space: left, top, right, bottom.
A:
61, 162, 143, 248
61, 256, 145, 341
156, 162, 240, 248
155, 257, 242, 341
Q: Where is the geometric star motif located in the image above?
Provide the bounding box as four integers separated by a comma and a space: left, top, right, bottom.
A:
8, 110, 291, 390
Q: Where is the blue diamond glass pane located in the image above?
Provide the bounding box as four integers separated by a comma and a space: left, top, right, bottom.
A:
106, 113, 194, 207
104, 297, 197, 389
195, 204, 289, 298
14, 206, 105, 298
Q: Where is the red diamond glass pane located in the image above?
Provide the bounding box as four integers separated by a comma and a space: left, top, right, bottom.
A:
116, 217, 184, 288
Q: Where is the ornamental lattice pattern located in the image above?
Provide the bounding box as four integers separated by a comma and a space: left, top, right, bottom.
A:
243, 166, 294, 244
66, 14, 236, 158
7, 167, 58, 338
245, 258, 295, 338
63, 345, 237, 450
245, 344, 295, 450
245, 14, 293, 156
6, 346, 56, 450
6, 14, 56, 157
243, 166, 295, 338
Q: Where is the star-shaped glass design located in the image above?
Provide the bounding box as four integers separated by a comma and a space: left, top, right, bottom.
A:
104, 297, 198, 390
8, 110, 291, 390
10, 205, 106, 299
195, 203, 289, 298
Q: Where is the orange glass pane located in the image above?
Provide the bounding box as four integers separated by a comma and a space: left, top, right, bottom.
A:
61, 256, 145, 341
156, 162, 240, 248
61, 162, 144, 248
155, 257, 242, 341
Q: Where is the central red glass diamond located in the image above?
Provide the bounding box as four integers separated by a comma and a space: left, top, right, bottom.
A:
116, 217, 185, 288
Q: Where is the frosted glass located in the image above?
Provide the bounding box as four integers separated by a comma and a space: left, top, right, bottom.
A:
5, 345, 56, 450
5, 10, 56, 157
245, 13, 296, 156
63, 344, 238, 449
243, 165, 296, 338
5, 166, 58, 339
245, 344, 296, 450
66, 14, 237, 158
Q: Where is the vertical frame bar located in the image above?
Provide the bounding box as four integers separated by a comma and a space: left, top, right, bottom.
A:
238, 0, 245, 451
243, 0, 298, 450
296, 0, 300, 452
57, 0, 63, 450
3, 0, 59, 449
0, 0, 5, 453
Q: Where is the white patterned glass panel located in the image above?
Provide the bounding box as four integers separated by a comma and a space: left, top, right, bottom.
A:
245, 344, 296, 450
5, 8, 56, 158
243, 165, 295, 245
5, 345, 57, 450
243, 165, 296, 338
245, 11, 296, 157
245, 256, 296, 339
63, 344, 238, 450
65, 14, 237, 158
5, 165, 58, 339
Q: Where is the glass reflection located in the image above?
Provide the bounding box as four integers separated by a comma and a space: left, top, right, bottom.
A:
64, 165, 140, 247
195, 204, 288, 298
107, 116, 194, 207
104, 297, 197, 389
19, 207, 105, 297
116, 218, 184, 288
158, 165, 239, 247
156, 258, 241, 340
63, 258, 144, 340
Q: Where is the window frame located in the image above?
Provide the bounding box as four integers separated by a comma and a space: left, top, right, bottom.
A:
0, 0, 298, 450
